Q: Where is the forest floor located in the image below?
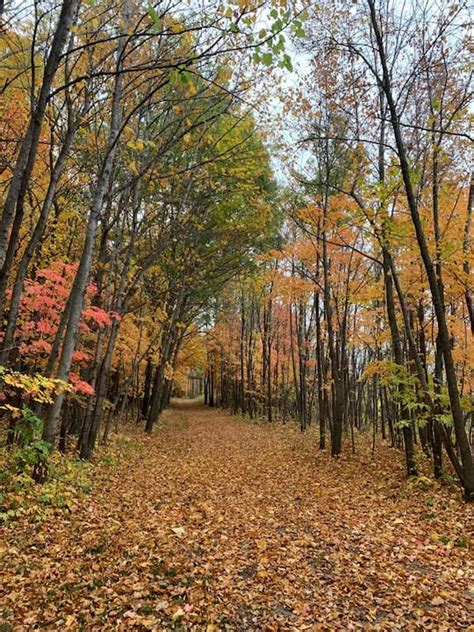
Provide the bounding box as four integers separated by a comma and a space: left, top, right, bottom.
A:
1, 401, 473, 631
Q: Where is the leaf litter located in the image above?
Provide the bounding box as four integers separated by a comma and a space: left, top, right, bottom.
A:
1, 401, 472, 630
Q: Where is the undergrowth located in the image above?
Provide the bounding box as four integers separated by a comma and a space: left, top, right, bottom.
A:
0, 430, 140, 524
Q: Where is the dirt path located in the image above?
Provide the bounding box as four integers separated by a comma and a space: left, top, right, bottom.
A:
1, 402, 473, 630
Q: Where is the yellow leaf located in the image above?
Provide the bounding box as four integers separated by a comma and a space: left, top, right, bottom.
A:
172, 607, 185, 621
172, 526, 186, 537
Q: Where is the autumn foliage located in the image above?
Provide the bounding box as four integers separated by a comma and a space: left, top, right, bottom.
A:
0, 0, 473, 628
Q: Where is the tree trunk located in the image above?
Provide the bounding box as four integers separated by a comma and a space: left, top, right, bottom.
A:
0, 0, 79, 271
42, 4, 127, 447
368, 0, 474, 499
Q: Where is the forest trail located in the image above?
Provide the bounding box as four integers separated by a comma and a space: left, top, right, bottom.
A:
2, 402, 473, 630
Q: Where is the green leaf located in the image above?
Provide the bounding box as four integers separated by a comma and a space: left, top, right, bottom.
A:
261, 52, 273, 67
178, 69, 190, 84
147, 4, 161, 28
271, 18, 283, 32
281, 53, 293, 72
